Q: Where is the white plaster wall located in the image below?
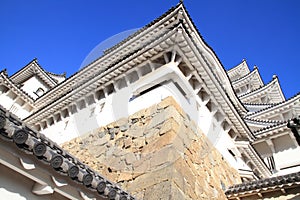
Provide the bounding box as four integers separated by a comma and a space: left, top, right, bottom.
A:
0, 91, 31, 119
21, 76, 49, 99
0, 164, 68, 200
253, 134, 300, 176
274, 147, 300, 171
39, 62, 245, 172
0, 92, 14, 112
41, 103, 101, 144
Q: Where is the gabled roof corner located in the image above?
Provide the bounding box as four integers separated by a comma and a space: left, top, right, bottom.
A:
0, 68, 7, 75
273, 74, 286, 101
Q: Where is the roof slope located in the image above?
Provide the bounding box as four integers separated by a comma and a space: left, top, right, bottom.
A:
10, 59, 62, 88
24, 2, 253, 142
232, 67, 264, 96
226, 171, 300, 199
0, 106, 134, 199
227, 59, 251, 82
246, 92, 300, 120
239, 76, 285, 104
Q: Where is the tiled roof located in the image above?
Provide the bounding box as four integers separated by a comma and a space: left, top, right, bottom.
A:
243, 102, 277, 106
245, 117, 284, 126
46, 71, 66, 84
0, 106, 135, 200
0, 71, 35, 103
227, 59, 250, 82
225, 171, 300, 198
253, 121, 287, 135
102, 3, 181, 55
238, 76, 278, 99
246, 92, 300, 118
10, 58, 58, 88
29, 2, 183, 107
227, 59, 248, 73
231, 66, 261, 84
46, 71, 66, 78
244, 117, 284, 134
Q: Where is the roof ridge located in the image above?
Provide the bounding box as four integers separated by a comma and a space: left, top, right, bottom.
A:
9, 59, 58, 88
46, 71, 66, 78
9, 58, 37, 78
102, 3, 181, 55
33, 3, 185, 103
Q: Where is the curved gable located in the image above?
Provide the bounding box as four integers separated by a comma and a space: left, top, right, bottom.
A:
227, 59, 251, 82
239, 76, 285, 104
232, 66, 264, 96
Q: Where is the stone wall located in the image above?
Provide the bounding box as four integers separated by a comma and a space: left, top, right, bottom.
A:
62, 97, 241, 199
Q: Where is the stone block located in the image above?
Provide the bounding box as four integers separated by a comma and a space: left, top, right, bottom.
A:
170, 182, 191, 200
143, 180, 171, 200
146, 112, 166, 130
142, 130, 177, 154
115, 117, 129, 127
129, 125, 146, 137
62, 96, 241, 199
157, 97, 186, 118
144, 127, 159, 141
133, 156, 151, 173
171, 167, 186, 193
159, 118, 179, 136
127, 166, 173, 192
123, 137, 132, 149
174, 159, 196, 189
132, 138, 146, 149
149, 146, 179, 169
124, 152, 136, 164
143, 104, 158, 117
90, 144, 107, 158
120, 123, 129, 132
118, 172, 133, 182
107, 157, 126, 171
94, 135, 109, 146
112, 148, 127, 157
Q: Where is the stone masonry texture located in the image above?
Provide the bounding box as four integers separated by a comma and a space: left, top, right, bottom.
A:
62, 96, 241, 199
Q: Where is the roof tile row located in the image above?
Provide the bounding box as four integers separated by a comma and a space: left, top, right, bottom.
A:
0, 106, 135, 200
226, 171, 300, 196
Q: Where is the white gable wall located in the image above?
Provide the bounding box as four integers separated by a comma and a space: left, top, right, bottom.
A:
21, 75, 50, 100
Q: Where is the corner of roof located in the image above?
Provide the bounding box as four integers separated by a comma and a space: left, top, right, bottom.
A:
0, 68, 7, 75
273, 74, 286, 101
10, 58, 39, 79
228, 58, 249, 73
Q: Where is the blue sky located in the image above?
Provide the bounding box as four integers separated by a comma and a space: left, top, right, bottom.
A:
1, 0, 299, 99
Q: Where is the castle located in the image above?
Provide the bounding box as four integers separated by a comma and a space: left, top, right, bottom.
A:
0, 2, 300, 199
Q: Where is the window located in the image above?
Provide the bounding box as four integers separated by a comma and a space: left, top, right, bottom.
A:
264, 156, 276, 171
35, 87, 45, 97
